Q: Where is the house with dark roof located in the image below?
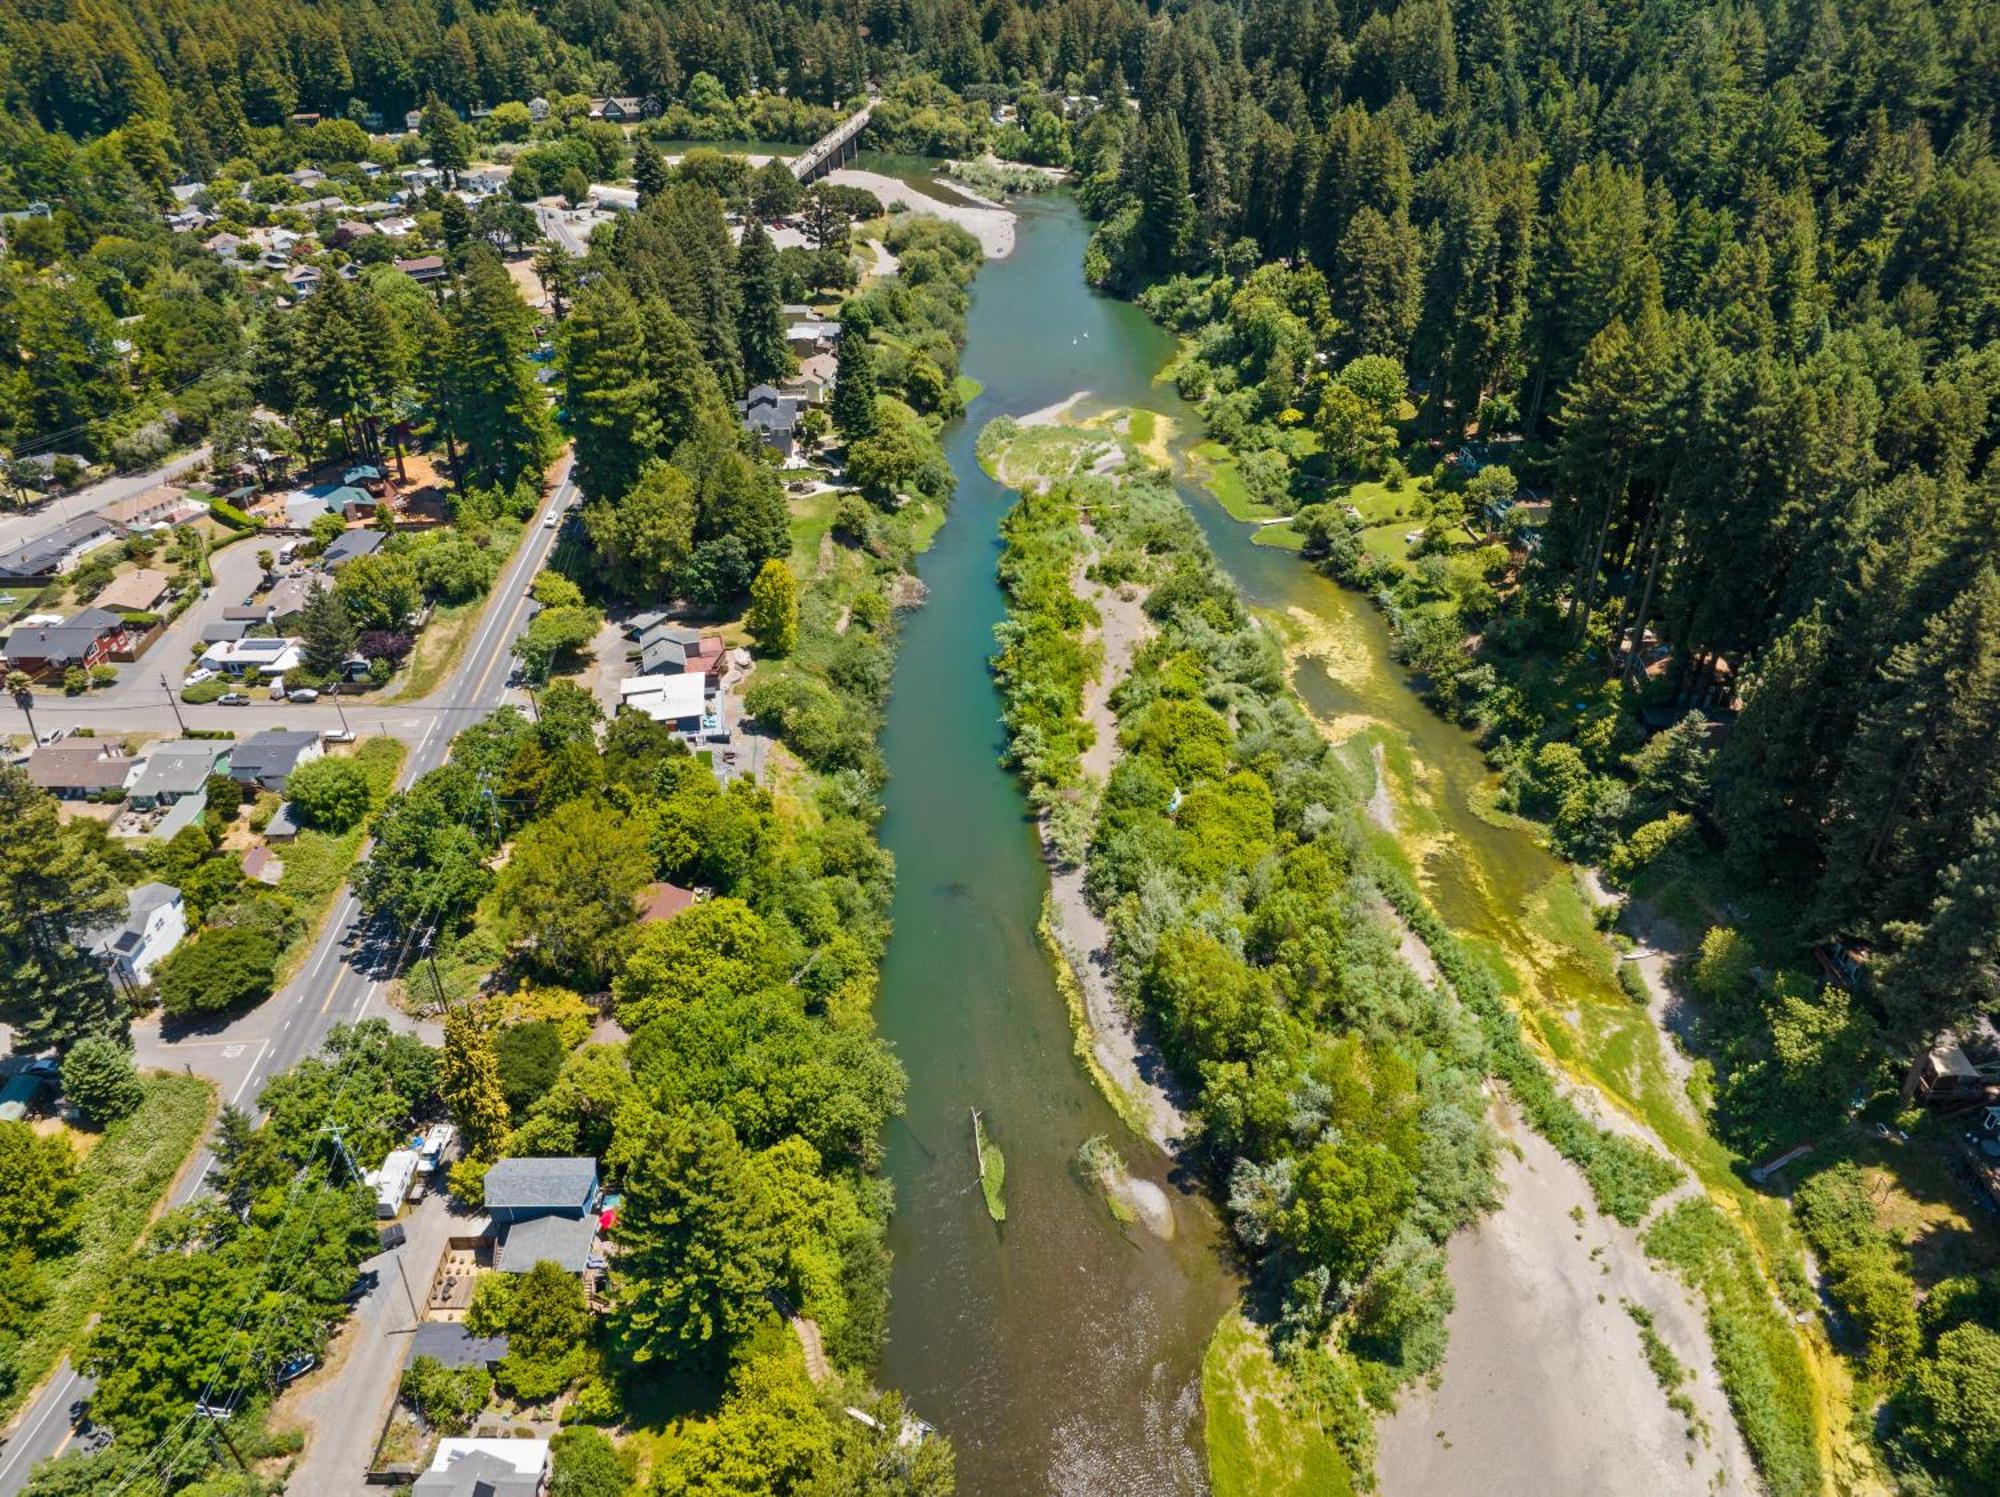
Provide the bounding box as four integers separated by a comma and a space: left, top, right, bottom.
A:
24, 741, 134, 800
639, 629, 725, 682
88, 882, 186, 989
128, 739, 232, 809
409, 1322, 508, 1370
202, 617, 254, 645
229, 730, 324, 792
395, 254, 448, 286
323, 528, 386, 568
736, 384, 802, 460
2, 607, 133, 679
0, 515, 122, 581
481, 1156, 598, 1225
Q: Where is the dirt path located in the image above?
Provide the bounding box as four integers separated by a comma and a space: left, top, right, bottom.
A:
1376, 1100, 1760, 1497
1042, 513, 1196, 1151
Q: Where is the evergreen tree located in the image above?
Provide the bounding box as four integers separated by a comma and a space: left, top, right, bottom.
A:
735, 220, 791, 388
0, 764, 125, 1050
1135, 112, 1195, 271
450, 249, 553, 490
831, 332, 878, 440
559, 279, 661, 503
298, 579, 358, 677
632, 140, 670, 207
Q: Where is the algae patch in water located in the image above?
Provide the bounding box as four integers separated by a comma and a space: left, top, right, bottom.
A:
973, 1109, 1007, 1222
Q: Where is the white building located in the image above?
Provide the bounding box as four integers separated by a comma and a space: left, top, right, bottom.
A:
89, 882, 187, 990
619, 672, 706, 731
413, 1439, 549, 1497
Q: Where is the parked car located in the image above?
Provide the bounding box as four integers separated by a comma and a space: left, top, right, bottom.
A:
183, 668, 216, 688
287, 687, 319, 703
322, 727, 355, 744
217, 691, 250, 706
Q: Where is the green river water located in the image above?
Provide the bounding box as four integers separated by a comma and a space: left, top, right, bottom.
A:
873, 188, 1692, 1493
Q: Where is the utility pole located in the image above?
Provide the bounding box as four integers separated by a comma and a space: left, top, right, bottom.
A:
419, 925, 451, 1015
161, 673, 188, 735
198, 1405, 250, 1474
393, 1252, 422, 1325
333, 691, 352, 738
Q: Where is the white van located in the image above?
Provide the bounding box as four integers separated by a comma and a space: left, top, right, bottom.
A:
269, 674, 287, 700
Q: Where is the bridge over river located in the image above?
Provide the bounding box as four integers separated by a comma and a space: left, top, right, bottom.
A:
791, 102, 871, 183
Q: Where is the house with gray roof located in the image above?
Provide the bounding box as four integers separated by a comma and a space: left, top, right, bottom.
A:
89, 882, 186, 989
25, 741, 134, 800
736, 384, 802, 460
0, 515, 122, 581
411, 1440, 547, 1497
322, 528, 385, 568
497, 1213, 597, 1274
228, 730, 323, 792
128, 740, 232, 809
409, 1322, 508, 1370
480, 1157, 597, 1224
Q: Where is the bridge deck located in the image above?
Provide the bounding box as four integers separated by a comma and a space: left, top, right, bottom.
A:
791, 105, 872, 183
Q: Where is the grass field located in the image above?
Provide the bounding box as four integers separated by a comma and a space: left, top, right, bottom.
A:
1202, 1312, 1355, 1497
0, 1074, 215, 1424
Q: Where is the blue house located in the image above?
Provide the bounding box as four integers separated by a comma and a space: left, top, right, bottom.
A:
481, 1157, 598, 1225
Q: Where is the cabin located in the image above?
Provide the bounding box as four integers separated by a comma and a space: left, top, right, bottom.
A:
88, 882, 186, 990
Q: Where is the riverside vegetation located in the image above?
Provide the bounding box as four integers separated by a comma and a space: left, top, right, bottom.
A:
987, 432, 1687, 1492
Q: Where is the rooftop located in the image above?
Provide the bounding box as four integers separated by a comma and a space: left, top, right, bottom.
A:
481, 1156, 597, 1213
497, 1213, 596, 1274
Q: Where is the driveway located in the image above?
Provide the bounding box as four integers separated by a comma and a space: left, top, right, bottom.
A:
278, 1192, 478, 1496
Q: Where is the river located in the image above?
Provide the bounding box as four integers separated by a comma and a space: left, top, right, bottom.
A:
872, 184, 1760, 1496
872, 195, 1234, 1496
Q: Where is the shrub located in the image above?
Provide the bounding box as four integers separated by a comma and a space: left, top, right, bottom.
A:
155, 926, 280, 1017
208, 500, 257, 530
494, 1021, 566, 1120
285, 756, 373, 831
182, 678, 227, 704
1607, 813, 1694, 887
400, 1354, 491, 1435
59, 1037, 144, 1127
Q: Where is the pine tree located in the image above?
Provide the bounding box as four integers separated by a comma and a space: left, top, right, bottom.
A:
1136, 112, 1195, 271
735, 219, 791, 388
831, 332, 878, 440
1877, 815, 2000, 1046
450, 249, 553, 491
440, 1007, 510, 1162
559, 279, 662, 503
0, 764, 125, 1050
632, 140, 670, 206
298, 579, 358, 677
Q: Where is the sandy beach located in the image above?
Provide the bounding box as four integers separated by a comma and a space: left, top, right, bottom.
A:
1375, 1101, 1759, 1497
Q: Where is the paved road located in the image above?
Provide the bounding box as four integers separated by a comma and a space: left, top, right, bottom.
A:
0, 457, 576, 1495
0, 447, 213, 558
284, 1191, 470, 1497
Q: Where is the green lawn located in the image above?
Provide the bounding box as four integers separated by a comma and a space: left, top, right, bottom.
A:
0, 1074, 216, 1424
788, 491, 841, 572
1251, 523, 1305, 550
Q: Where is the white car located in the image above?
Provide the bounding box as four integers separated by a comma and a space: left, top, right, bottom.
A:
288, 687, 320, 703
543, 512, 559, 529
183, 668, 217, 688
